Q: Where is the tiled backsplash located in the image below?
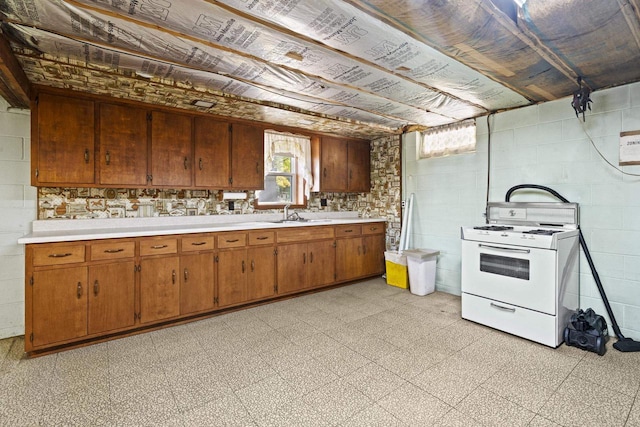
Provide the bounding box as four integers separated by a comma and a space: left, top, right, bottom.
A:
36, 134, 402, 246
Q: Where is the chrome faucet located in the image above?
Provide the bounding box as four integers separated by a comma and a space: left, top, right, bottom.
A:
283, 203, 291, 220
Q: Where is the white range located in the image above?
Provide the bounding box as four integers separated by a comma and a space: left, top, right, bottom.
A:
461, 202, 580, 347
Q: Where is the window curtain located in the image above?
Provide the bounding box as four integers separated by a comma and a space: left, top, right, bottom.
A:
418, 119, 476, 159
264, 130, 313, 199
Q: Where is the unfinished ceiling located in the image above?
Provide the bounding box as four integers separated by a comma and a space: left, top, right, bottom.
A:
1, 0, 640, 139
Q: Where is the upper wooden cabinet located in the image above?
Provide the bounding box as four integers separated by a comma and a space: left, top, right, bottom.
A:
150, 111, 193, 188
98, 103, 148, 186
231, 123, 264, 190
33, 93, 95, 186
312, 136, 371, 193
194, 117, 230, 188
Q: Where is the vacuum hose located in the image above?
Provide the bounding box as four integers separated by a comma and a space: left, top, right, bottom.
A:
505, 184, 640, 352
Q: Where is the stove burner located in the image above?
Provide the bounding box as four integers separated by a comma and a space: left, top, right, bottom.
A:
522, 229, 562, 236
473, 225, 514, 231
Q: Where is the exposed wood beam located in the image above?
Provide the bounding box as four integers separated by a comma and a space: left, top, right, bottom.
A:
0, 32, 31, 108
618, 0, 640, 52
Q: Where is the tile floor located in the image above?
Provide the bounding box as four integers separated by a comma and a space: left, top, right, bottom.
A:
1, 277, 640, 426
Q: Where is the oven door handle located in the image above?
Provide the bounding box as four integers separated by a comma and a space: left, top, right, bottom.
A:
478, 244, 530, 254
490, 302, 516, 313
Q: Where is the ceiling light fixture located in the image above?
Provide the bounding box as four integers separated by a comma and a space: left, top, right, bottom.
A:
191, 100, 215, 108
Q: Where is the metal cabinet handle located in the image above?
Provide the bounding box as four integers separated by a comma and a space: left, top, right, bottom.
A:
256, 236, 269, 240
310, 252, 314, 263
363, 245, 367, 255
479, 244, 530, 254
303, 253, 306, 264
184, 268, 189, 282
48, 253, 72, 258
105, 150, 111, 165
191, 242, 207, 246
242, 260, 245, 273
104, 248, 124, 253
93, 280, 99, 296
251, 260, 255, 271
184, 157, 189, 169
344, 229, 353, 233
77, 282, 83, 299
357, 246, 361, 255
199, 158, 203, 170
490, 302, 516, 313
255, 162, 259, 174
370, 227, 378, 231
323, 167, 327, 178
84, 149, 90, 163
172, 270, 176, 284
226, 239, 239, 243
151, 244, 168, 249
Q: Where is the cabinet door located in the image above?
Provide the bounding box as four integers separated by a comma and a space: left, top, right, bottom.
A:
151, 111, 193, 187
335, 237, 363, 281
319, 137, 348, 192
217, 249, 247, 307
32, 267, 87, 347
140, 256, 181, 324
180, 253, 215, 315
35, 93, 95, 185
348, 140, 371, 192
231, 123, 264, 189
307, 240, 336, 288
194, 117, 230, 188
98, 103, 148, 186
362, 234, 385, 276
88, 261, 135, 335
247, 246, 275, 301
276, 243, 308, 294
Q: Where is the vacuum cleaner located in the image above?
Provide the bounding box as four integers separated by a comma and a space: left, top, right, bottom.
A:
505, 184, 640, 353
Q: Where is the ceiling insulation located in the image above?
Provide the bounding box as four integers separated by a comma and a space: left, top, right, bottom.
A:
1, 0, 640, 138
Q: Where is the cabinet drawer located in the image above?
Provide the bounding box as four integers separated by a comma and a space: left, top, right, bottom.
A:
218, 232, 247, 248
277, 226, 335, 243
91, 241, 135, 261
249, 230, 275, 245
182, 235, 215, 252
140, 237, 178, 256
33, 244, 85, 266
362, 222, 385, 235
335, 224, 361, 237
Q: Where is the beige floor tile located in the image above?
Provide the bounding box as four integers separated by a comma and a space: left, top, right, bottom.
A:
375, 345, 448, 381
302, 378, 373, 425
216, 351, 277, 391
456, 388, 535, 427
275, 321, 319, 342
411, 363, 483, 406
538, 375, 634, 427
252, 398, 332, 427
528, 415, 564, 426
571, 357, 640, 397
627, 396, 640, 426
481, 370, 555, 412
110, 390, 180, 426
278, 357, 339, 396
236, 374, 298, 417
343, 362, 407, 401
313, 344, 371, 377
378, 382, 451, 425
39, 384, 113, 426
433, 408, 482, 427
241, 329, 293, 355
165, 393, 254, 427
342, 404, 407, 427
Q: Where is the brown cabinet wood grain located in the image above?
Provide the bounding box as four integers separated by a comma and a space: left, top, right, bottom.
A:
194, 117, 230, 188
231, 123, 264, 190
336, 222, 385, 281
348, 139, 371, 192
180, 253, 215, 315
88, 261, 135, 335
34, 93, 95, 186
150, 111, 193, 187
98, 103, 149, 186
217, 248, 247, 307
277, 239, 335, 294
312, 136, 371, 193
246, 246, 276, 301
139, 256, 181, 324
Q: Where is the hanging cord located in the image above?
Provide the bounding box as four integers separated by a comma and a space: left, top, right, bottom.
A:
578, 118, 640, 177
485, 113, 493, 223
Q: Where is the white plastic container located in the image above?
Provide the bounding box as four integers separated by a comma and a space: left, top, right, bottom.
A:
404, 249, 439, 296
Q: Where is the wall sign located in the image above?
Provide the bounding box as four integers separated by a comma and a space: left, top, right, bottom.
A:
619, 130, 640, 165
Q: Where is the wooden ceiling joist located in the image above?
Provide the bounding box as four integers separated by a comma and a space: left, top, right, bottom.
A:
0, 32, 31, 108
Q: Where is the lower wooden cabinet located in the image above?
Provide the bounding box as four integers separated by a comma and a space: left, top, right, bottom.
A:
24, 221, 385, 355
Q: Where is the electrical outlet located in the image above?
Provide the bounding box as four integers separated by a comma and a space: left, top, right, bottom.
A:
321, 198, 327, 207
401, 200, 406, 208
228, 201, 234, 211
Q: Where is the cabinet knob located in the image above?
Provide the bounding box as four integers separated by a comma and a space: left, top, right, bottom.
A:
172, 270, 176, 285
84, 149, 90, 164
184, 268, 189, 282
184, 157, 189, 170
93, 280, 99, 296
77, 282, 83, 299
242, 260, 245, 273
251, 260, 255, 272
105, 151, 111, 165
199, 158, 203, 171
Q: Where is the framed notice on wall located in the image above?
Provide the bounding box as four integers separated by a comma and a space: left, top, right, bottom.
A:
620, 131, 640, 165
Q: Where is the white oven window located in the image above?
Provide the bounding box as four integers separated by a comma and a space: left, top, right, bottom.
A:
480, 253, 530, 280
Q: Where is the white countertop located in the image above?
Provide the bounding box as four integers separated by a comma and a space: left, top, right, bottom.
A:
18, 212, 386, 244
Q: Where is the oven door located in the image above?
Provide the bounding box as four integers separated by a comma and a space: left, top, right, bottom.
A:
461, 240, 557, 315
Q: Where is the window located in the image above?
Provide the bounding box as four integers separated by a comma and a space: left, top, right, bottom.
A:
256, 130, 312, 207
418, 119, 476, 159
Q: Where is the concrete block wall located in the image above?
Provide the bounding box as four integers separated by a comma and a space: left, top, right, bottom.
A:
0, 97, 35, 339
403, 82, 640, 340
